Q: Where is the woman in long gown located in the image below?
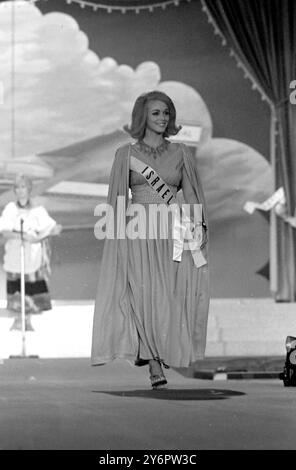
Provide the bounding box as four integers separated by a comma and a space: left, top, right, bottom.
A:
92, 91, 209, 389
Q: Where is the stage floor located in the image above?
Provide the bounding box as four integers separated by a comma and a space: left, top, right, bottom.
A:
0, 298, 293, 359
0, 357, 293, 450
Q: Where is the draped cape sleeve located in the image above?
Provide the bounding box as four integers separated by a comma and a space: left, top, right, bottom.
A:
181, 143, 209, 254
180, 144, 210, 358
91, 144, 139, 365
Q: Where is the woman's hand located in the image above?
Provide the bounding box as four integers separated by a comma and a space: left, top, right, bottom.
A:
37, 223, 63, 240
189, 222, 208, 246
1, 230, 21, 240
51, 224, 63, 236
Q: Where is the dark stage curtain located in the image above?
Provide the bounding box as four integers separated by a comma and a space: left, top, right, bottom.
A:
202, 0, 296, 301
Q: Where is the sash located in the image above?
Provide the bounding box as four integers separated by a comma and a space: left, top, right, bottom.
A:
129, 154, 207, 268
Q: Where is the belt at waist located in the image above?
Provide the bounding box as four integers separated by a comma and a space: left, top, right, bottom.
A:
130, 183, 177, 204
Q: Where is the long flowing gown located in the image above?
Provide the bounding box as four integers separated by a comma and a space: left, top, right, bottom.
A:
91, 141, 209, 368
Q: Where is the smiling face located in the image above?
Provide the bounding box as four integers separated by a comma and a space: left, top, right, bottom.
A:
145, 100, 170, 136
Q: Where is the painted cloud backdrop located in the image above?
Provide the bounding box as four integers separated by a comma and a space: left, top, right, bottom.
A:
0, 1, 212, 159
0, 0, 272, 226
0, 1, 161, 157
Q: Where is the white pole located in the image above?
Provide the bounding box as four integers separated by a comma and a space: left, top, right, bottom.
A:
20, 218, 26, 357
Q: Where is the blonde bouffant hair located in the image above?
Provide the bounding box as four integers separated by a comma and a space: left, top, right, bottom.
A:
124, 91, 181, 140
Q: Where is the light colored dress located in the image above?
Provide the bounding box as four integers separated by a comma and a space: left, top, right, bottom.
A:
91, 141, 209, 368
0, 201, 57, 314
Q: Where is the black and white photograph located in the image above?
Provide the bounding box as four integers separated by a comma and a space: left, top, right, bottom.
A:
0, 0, 295, 457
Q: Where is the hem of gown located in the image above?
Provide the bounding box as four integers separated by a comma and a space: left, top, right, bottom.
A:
191, 354, 206, 362
91, 353, 138, 366
91, 352, 207, 367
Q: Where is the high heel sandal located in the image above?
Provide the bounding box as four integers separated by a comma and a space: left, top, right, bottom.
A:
149, 359, 168, 390
150, 374, 167, 389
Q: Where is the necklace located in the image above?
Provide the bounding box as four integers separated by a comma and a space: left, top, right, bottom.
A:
17, 200, 31, 209
137, 139, 169, 159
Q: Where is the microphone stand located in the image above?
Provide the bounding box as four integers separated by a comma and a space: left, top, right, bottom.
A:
20, 218, 26, 356
9, 218, 39, 359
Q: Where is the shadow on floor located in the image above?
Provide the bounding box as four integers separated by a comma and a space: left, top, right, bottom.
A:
93, 388, 246, 401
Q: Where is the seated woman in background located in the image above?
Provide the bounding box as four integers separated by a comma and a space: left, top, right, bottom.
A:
0, 174, 62, 331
